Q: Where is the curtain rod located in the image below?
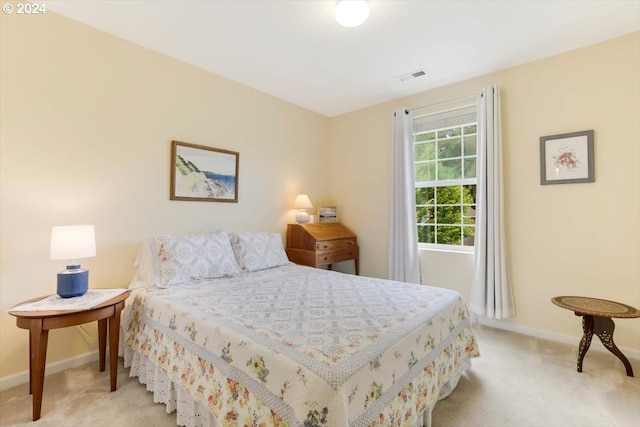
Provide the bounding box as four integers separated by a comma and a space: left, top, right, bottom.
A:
404, 93, 479, 114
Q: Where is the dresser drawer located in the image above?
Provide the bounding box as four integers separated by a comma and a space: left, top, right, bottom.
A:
316, 238, 357, 252
316, 246, 359, 266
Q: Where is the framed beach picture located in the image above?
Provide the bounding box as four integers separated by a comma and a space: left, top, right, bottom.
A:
170, 140, 239, 202
318, 206, 338, 223
540, 130, 594, 185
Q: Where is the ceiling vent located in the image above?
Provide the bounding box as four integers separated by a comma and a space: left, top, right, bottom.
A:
398, 69, 427, 82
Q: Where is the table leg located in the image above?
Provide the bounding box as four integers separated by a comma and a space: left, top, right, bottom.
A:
29, 319, 49, 421
577, 314, 594, 373
98, 318, 107, 372
28, 330, 32, 395
108, 301, 124, 391
593, 316, 634, 377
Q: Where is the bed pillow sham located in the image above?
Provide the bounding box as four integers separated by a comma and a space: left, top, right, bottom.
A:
129, 238, 161, 289
231, 232, 289, 272
154, 231, 240, 287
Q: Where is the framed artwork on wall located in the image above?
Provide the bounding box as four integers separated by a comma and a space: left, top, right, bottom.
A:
318, 206, 338, 223
540, 130, 594, 185
170, 140, 239, 202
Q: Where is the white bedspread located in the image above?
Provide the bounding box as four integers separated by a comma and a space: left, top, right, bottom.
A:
121, 264, 479, 427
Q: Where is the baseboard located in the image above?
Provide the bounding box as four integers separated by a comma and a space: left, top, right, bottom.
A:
475, 315, 640, 361
0, 351, 99, 392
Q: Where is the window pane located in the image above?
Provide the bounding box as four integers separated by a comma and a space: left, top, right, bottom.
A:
435, 206, 461, 225
464, 157, 476, 179
464, 135, 476, 155
438, 137, 461, 159
415, 141, 435, 161
437, 159, 462, 180
462, 226, 475, 246
437, 226, 462, 245
435, 186, 461, 204
462, 185, 476, 204
415, 131, 436, 142
463, 125, 477, 134
463, 204, 476, 224
415, 162, 435, 181
437, 127, 461, 139
416, 206, 426, 224
415, 187, 435, 204
417, 225, 435, 244
416, 206, 434, 224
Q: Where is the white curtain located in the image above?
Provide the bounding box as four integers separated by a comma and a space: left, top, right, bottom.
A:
389, 108, 421, 284
469, 85, 516, 319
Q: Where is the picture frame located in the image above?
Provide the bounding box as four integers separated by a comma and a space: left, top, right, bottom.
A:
170, 140, 239, 202
318, 206, 338, 223
540, 130, 594, 185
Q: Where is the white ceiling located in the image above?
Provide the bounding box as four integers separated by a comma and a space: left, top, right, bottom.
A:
43, 1, 640, 117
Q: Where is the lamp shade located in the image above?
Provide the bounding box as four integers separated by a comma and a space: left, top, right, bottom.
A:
50, 225, 96, 260
293, 194, 313, 209
335, 0, 370, 28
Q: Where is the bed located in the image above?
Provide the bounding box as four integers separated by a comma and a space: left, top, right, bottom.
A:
120, 231, 479, 427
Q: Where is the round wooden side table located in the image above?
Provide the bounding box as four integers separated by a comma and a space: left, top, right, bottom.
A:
552, 295, 640, 377
9, 292, 130, 421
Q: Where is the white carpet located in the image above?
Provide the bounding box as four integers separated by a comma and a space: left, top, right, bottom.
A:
1, 325, 639, 427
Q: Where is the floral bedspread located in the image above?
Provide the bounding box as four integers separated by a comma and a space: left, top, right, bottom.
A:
122, 264, 479, 427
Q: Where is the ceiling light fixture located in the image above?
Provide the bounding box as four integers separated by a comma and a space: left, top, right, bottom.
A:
335, 0, 370, 28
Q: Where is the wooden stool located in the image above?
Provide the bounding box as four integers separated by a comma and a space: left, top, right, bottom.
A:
552, 296, 640, 377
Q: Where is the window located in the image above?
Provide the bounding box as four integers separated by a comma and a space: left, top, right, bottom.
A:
413, 106, 477, 249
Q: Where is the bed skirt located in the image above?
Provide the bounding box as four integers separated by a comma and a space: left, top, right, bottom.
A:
121, 345, 468, 427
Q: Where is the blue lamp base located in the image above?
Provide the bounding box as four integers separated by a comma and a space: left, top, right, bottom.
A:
57, 264, 89, 298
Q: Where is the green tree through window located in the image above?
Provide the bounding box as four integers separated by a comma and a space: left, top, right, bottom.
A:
414, 120, 477, 247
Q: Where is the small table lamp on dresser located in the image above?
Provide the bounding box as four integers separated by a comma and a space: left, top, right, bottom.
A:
294, 194, 313, 224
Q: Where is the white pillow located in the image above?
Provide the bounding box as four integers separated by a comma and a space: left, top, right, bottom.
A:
232, 232, 289, 272
154, 231, 240, 287
129, 239, 160, 289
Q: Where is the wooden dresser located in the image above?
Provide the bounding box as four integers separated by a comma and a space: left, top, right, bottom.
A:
286, 223, 359, 275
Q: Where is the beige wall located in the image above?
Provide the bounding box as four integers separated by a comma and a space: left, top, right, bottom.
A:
1, 10, 638, 384
0, 12, 329, 378
329, 32, 640, 351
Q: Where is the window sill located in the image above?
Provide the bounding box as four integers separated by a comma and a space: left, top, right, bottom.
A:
418, 244, 474, 254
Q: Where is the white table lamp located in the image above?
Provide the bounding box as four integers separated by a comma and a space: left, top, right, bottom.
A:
294, 194, 313, 224
50, 225, 96, 298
